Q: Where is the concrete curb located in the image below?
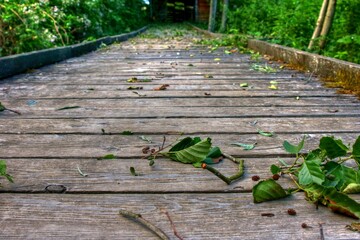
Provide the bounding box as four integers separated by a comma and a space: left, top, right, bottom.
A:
247, 39, 360, 86
188, 23, 360, 87
0, 26, 147, 80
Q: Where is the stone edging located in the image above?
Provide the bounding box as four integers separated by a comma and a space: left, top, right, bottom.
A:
188, 23, 360, 87
0, 26, 147, 80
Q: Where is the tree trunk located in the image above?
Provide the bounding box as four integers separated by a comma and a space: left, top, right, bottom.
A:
319, 0, 337, 49
208, 0, 217, 32
308, 0, 329, 50
219, 0, 229, 32
194, 0, 199, 22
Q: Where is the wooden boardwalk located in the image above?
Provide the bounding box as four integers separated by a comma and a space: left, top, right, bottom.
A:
1, 25, 360, 239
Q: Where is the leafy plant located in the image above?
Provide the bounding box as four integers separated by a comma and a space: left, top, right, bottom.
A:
253, 135, 360, 219
143, 136, 245, 185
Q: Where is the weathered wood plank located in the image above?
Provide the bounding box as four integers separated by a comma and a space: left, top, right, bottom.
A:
1, 105, 359, 118
1, 157, 295, 193
0, 193, 359, 239
0, 133, 358, 159
0, 117, 358, 134
0, 89, 342, 99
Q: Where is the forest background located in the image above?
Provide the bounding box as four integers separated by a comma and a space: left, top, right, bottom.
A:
0, 0, 359, 64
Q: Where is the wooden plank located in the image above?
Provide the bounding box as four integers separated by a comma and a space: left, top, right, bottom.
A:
0, 89, 343, 99
1, 157, 295, 193
0, 117, 358, 134
0, 193, 359, 239
1, 105, 359, 119
2, 96, 359, 109
0, 133, 358, 159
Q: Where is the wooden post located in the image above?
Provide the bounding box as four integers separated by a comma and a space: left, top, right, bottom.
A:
308, 0, 329, 50
319, 0, 337, 49
219, 0, 229, 32
194, 0, 199, 22
208, 0, 217, 32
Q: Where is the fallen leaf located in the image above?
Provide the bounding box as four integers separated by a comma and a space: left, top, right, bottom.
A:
240, 83, 248, 87
132, 91, 146, 96
214, 58, 221, 61
127, 77, 138, 82
130, 167, 139, 176
268, 85, 278, 90
139, 136, 152, 143
258, 130, 274, 137
97, 154, 116, 160
187, 64, 194, 67
231, 142, 256, 150
204, 74, 214, 78
154, 84, 170, 90
76, 165, 88, 177
56, 106, 80, 111
204, 92, 211, 96
127, 86, 143, 90
122, 131, 134, 135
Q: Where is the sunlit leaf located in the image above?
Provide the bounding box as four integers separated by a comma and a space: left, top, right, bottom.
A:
298, 160, 325, 186
319, 136, 348, 159
240, 83, 248, 87
214, 58, 221, 61
343, 183, 360, 194
253, 179, 288, 203
231, 142, 256, 150
283, 136, 305, 154
258, 130, 274, 137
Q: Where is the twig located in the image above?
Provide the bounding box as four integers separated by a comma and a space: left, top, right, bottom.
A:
5, 108, 21, 115
222, 152, 241, 164
319, 222, 325, 240
163, 211, 184, 240
202, 159, 245, 185
119, 209, 169, 240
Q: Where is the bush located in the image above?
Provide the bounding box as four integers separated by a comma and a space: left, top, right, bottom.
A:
0, 0, 148, 57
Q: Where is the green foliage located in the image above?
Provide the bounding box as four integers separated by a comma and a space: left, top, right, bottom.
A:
226, 0, 360, 64
252, 179, 288, 203
0, 0, 148, 57
0, 160, 13, 185
162, 137, 222, 167
255, 135, 360, 219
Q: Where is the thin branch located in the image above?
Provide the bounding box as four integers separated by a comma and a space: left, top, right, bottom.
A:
202, 159, 245, 185
163, 211, 184, 240
119, 209, 169, 240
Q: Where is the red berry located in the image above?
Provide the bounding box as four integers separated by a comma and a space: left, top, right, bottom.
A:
252, 175, 260, 181
287, 208, 297, 215
272, 174, 280, 180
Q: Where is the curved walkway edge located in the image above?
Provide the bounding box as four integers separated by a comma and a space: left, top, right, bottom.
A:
0, 26, 147, 80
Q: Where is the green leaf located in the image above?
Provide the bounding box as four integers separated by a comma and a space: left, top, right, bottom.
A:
270, 164, 281, 174
305, 148, 326, 163
252, 179, 288, 203
231, 142, 256, 150
240, 83, 248, 87
319, 136, 348, 159
56, 106, 81, 111
0, 160, 13, 183
298, 160, 325, 186
203, 146, 223, 164
97, 154, 116, 160
304, 184, 360, 219
352, 136, 360, 164
283, 136, 305, 154
164, 137, 212, 165
139, 136, 152, 143
258, 130, 274, 137
130, 167, 139, 176
0, 102, 6, 112
323, 161, 358, 191
121, 131, 134, 135
342, 183, 360, 194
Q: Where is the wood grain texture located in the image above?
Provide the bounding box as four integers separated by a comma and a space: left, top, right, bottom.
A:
0, 25, 359, 239
0, 193, 359, 239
